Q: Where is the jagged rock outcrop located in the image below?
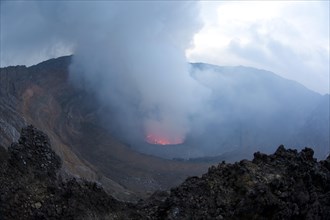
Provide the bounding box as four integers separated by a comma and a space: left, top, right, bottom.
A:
8, 125, 61, 179
0, 126, 134, 219
138, 146, 330, 219
1, 126, 329, 219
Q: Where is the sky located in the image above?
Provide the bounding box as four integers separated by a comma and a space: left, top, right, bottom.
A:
0, 1, 329, 94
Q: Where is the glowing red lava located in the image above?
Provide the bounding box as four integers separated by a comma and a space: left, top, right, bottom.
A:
146, 134, 184, 145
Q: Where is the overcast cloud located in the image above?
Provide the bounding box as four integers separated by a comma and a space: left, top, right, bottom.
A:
1, 1, 329, 94
187, 1, 329, 94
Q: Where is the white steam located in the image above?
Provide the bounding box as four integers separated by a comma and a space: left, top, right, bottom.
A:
65, 2, 209, 142
1, 1, 209, 143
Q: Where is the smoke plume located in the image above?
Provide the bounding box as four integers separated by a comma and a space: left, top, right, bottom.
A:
53, 2, 210, 143
2, 0, 210, 145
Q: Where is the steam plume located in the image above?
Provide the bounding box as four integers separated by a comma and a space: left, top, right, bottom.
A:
64, 2, 209, 143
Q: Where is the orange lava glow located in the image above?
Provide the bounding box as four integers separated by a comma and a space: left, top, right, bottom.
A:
146, 134, 184, 145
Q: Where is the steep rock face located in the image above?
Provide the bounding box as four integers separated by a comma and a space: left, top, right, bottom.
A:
0, 65, 28, 147
0, 57, 106, 196
139, 146, 330, 219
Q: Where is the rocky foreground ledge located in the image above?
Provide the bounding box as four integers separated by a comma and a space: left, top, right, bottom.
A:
0, 126, 329, 219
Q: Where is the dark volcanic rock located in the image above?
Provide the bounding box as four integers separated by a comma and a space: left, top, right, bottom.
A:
138, 145, 330, 220
8, 125, 61, 179
0, 126, 133, 220
1, 126, 329, 219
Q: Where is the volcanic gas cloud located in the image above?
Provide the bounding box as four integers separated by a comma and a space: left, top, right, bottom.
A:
29, 1, 210, 147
